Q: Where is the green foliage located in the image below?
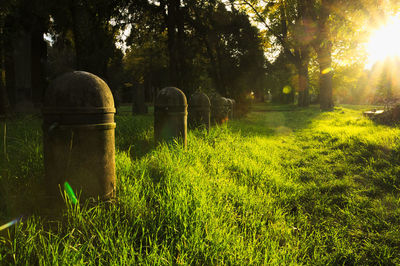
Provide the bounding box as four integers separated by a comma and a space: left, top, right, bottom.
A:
265, 53, 296, 104
373, 57, 400, 105
335, 56, 400, 105
123, 1, 267, 104
236, 0, 399, 109
1, 104, 400, 264
333, 62, 369, 104
123, 21, 169, 89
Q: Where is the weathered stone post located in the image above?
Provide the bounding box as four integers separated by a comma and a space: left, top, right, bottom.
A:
42, 71, 116, 202
188, 92, 210, 130
211, 95, 228, 124
154, 87, 187, 146
222, 97, 232, 121
230, 98, 236, 119
226, 98, 234, 120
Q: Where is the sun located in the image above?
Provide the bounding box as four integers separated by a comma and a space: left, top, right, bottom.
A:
365, 14, 400, 69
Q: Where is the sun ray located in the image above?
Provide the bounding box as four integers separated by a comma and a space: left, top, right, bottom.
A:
365, 14, 400, 69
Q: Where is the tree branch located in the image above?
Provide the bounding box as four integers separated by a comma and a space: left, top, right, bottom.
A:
240, 0, 297, 62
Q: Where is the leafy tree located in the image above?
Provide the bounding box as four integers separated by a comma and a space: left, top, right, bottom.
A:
48, 0, 126, 79
308, 0, 391, 110
372, 56, 400, 106
186, 1, 267, 101
123, 0, 267, 107
265, 52, 296, 104
238, 0, 315, 107
237, 0, 396, 110
123, 24, 169, 101
309, 0, 334, 110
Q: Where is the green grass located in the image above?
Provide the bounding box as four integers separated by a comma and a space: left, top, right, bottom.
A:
1, 103, 400, 264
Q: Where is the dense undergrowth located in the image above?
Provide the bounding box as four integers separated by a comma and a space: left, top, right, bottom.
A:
0, 104, 399, 264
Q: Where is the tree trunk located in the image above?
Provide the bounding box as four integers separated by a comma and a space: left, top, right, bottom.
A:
0, 21, 10, 116
71, 0, 109, 78
176, 0, 185, 89
0, 63, 9, 116
297, 61, 309, 107
317, 45, 333, 111
215, 44, 227, 96
315, 0, 334, 111
203, 37, 223, 93
31, 24, 47, 107
0, 81, 7, 116
4, 23, 15, 108
166, 0, 179, 87
132, 82, 148, 115
71, 1, 92, 71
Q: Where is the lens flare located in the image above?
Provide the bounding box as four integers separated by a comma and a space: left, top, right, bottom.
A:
283, 85, 292, 94
322, 67, 333, 74
0, 217, 22, 231
64, 182, 78, 204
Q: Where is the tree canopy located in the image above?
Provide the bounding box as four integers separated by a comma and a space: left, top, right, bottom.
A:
0, 0, 399, 115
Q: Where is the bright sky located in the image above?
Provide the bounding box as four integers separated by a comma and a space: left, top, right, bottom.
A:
365, 14, 400, 69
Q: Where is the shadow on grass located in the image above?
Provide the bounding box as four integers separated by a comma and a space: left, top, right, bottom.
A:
127, 139, 154, 160
341, 138, 400, 197
0, 172, 58, 228
229, 103, 322, 137
115, 114, 154, 160
0, 113, 156, 224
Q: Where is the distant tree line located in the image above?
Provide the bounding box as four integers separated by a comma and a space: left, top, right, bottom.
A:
0, 0, 267, 115
1, 0, 398, 116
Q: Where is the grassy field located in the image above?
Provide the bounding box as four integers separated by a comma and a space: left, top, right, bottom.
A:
1, 103, 400, 265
